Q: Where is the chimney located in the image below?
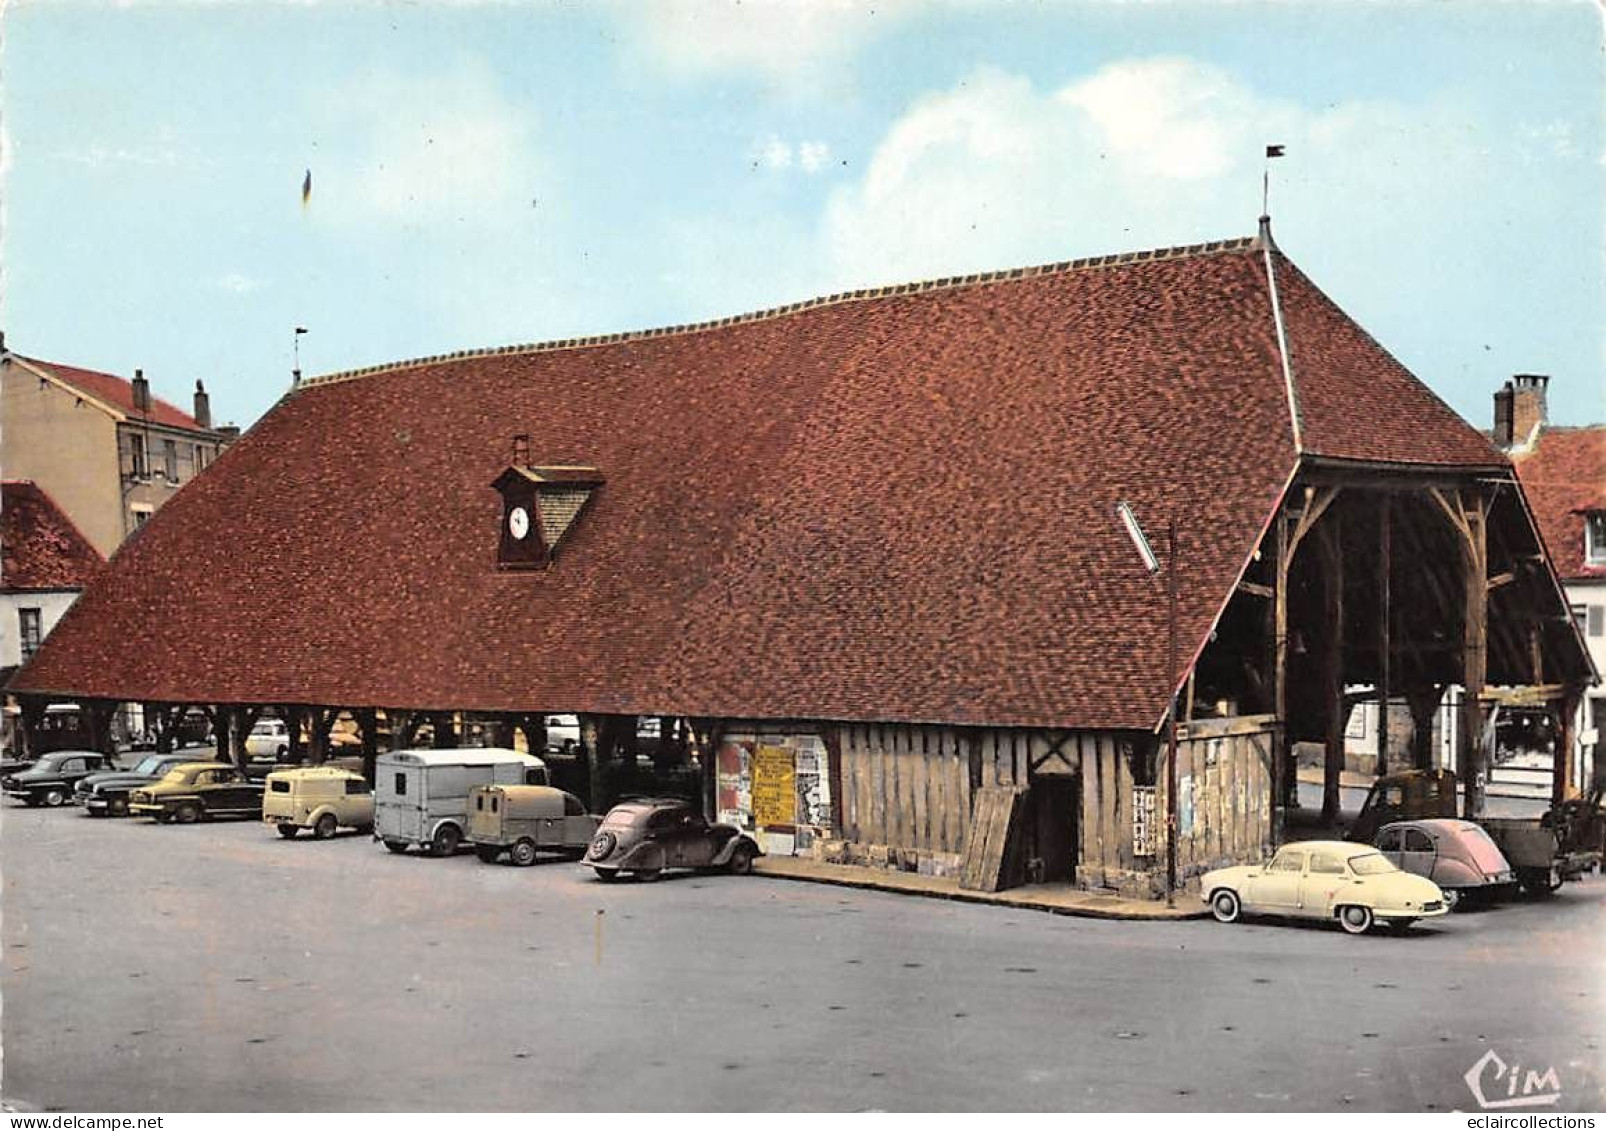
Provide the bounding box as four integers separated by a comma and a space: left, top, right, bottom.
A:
1510, 374, 1549, 445
193, 380, 212, 430
131, 368, 151, 415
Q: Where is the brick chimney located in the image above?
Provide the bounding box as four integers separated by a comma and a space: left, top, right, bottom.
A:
193, 380, 212, 429
131, 368, 151, 415
1493, 374, 1549, 448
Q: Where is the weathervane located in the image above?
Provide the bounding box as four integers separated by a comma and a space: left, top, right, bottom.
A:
293, 326, 308, 386
1263, 143, 1285, 218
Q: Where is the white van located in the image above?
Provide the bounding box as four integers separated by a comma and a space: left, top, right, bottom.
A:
375, 748, 547, 857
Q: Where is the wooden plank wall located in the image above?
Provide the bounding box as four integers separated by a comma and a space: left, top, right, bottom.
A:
1161, 716, 1276, 877
836, 724, 1041, 856
1077, 734, 1139, 887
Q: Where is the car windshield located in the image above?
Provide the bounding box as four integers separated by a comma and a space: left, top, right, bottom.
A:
1348, 853, 1397, 876
251, 723, 276, 736
35, 753, 68, 769
132, 755, 166, 774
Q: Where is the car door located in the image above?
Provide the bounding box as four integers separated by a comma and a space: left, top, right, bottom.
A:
1301, 850, 1351, 918
209, 769, 253, 812
672, 812, 717, 868
1376, 826, 1405, 868
1245, 848, 1305, 912
562, 792, 597, 847
1400, 827, 1437, 882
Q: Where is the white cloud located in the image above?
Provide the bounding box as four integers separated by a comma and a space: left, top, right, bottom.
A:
753, 135, 833, 174
626, 0, 915, 83
821, 58, 1495, 290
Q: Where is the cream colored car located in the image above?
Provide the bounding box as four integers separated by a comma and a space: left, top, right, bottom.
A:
1200, 839, 1449, 935
263, 766, 374, 839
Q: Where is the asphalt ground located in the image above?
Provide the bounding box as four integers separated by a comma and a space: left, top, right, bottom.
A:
2, 802, 1602, 1112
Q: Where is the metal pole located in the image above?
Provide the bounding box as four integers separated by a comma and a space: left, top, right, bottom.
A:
1166, 518, 1179, 908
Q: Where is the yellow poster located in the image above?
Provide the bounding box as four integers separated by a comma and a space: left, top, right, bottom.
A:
751, 744, 796, 827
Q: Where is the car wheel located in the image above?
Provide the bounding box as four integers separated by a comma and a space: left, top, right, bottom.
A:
1338, 905, 1374, 935
475, 845, 501, 864
41, 787, 67, 808
174, 802, 202, 824
313, 813, 338, 840
277, 745, 287, 758
510, 838, 539, 867
727, 844, 756, 875
1210, 889, 1242, 923
276, 823, 299, 839
154, 810, 174, 824
429, 824, 462, 857
1387, 918, 1417, 935
383, 839, 409, 855
1442, 889, 1461, 911
108, 797, 129, 817
635, 866, 662, 883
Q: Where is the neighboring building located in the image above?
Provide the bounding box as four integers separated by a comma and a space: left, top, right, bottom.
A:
1, 480, 105, 753
1499, 374, 1605, 791
14, 225, 1591, 897
0, 341, 235, 556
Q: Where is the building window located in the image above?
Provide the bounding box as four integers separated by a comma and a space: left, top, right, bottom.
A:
130, 505, 153, 534
129, 433, 147, 478
195, 444, 208, 472
18, 608, 42, 660
1587, 513, 1606, 566
1591, 605, 1605, 639
1576, 606, 1590, 638
163, 439, 178, 481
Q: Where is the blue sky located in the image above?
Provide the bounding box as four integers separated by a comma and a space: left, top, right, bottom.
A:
2, 0, 1601, 430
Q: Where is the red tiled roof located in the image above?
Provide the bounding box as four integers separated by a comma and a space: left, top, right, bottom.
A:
14, 356, 206, 432
9, 236, 1507, 728
1, 481, 105, 592
1511, 426, 1606, 581
1274, 259, 1508, 467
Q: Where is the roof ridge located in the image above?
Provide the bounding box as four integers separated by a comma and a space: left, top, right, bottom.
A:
15, 354, 202, 425
299, 235, 1258, 391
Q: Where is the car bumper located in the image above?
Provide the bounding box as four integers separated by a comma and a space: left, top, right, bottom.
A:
128, 803, 166, 817
1376, 902, 1450, 921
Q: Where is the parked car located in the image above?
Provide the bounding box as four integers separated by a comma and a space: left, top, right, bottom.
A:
2, 750, 115, 807
1374, 819, 1515, 908
128, 761, 264, 823
75, 750, 207, 816
375, 748, 548, 857
244, 719, 292, 761
264, 766, 374, 839
583, 798, 761, 882
469, 784, 598, 865
1200, 839, 1448, 935
543, 715, 580, 755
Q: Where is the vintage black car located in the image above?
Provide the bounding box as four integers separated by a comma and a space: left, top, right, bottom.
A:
583, 798, 761, 882
2, 750, 115, 807
75, 751, 206, 817
129, 761, 264, 823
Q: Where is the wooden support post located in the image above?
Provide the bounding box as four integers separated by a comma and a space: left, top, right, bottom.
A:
81, 699, 117, 756
1554, 687, 1581, 808
1376, 493, 1391, 778
285, 706, 307, 764
1456, 493, 1489, 818
1319, 519, 1345, 824
357, 708, 379, 782
213, 707, 234, 767
430, 712, 456, 749
1272, 510, 1290, 840
18, 697, 47, 759
308, 708, 335, 765
1406, 685, 1443, 771
580, 715, 604, 813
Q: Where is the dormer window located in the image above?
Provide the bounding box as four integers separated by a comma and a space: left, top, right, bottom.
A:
1586, 512, 1606, 566
492, 448, 603, 570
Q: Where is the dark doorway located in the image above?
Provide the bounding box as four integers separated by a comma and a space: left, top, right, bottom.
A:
1030, 776, 1078, 883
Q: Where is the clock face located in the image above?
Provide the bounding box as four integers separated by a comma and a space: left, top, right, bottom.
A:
507, 505, 530, 541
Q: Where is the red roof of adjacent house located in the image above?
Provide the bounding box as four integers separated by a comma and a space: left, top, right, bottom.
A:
1, 481, 105, 592
10, 234, 1509, 728
1511, 426, 1606, 580
12, 356, 206, 432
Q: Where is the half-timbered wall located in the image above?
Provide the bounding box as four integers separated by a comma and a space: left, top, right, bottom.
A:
1158, 714, 1277, 887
